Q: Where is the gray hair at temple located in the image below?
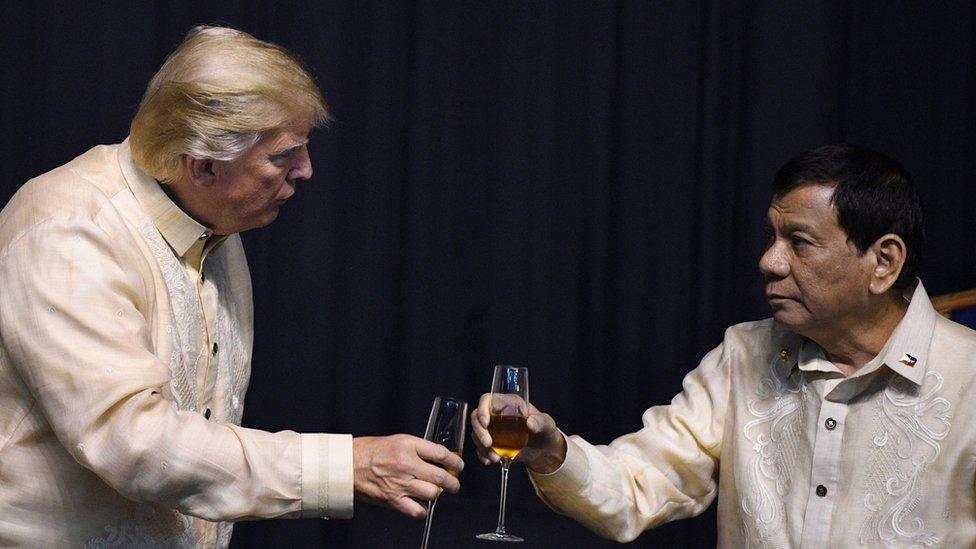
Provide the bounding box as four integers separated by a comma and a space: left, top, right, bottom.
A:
129, 25, 331, 182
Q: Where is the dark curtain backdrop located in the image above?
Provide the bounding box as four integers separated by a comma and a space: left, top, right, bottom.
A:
2, 1, 975, 547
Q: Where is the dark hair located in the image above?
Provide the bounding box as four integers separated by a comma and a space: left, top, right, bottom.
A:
772, 143, 924, 289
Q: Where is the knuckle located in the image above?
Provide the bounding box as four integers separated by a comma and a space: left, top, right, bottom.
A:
437, 470, 451, 486
392, 433, 410, 445
436, 444, 451, 460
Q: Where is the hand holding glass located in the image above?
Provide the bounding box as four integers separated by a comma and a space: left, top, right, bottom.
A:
477, 365, 530, 543
419, 396, 468, 549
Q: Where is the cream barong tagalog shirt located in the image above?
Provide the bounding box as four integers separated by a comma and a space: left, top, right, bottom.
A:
530, 283, 976, 547
0, 140, 352, 547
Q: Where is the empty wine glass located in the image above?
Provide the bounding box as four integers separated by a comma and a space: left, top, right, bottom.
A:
420, 396, 468, 549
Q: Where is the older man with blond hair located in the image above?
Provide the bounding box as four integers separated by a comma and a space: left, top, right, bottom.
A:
0, 26, 460, 547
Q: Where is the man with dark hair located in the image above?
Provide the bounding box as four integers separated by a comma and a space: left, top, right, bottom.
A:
772, 143, 924, 290
472, 144, 976, 546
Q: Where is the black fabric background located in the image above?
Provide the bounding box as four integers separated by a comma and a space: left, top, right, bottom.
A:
2, 2, 975, 547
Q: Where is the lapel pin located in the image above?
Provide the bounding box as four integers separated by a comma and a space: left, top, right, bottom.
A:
898, 353, 918, 367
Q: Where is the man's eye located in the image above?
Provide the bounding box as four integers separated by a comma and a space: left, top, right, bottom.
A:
790, 236, 809, 247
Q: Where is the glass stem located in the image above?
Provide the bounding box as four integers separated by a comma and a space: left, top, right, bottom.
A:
420, 498, 437, 549
494, 460, 512, 535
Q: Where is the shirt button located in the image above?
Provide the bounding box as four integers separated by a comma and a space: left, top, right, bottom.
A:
204, 408, 211, 419
816, 485, 827, 497
200, 271, 205, 283
212, 342, 218, 355
199, 232, 208, 240
825, 417, 837, 430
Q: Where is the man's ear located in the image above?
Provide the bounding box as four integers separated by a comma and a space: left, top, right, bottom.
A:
869, 233, 906, 294
181, 155, 216, 187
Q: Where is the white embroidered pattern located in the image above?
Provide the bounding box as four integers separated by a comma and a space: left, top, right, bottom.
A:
740, 360, 807, 547
140, 220, 203, 414
85, 506, 195, 549
859, 371, 951, 548
86, 221, 247, 547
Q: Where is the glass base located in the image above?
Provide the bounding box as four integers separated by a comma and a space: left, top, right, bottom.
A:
476, 532, 524, 543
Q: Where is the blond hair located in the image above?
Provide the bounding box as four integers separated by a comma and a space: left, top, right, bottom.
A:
129, 26, 330, 181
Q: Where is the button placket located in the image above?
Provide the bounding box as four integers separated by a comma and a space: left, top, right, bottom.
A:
799, 380, 848, 546
188, 237, 217, 425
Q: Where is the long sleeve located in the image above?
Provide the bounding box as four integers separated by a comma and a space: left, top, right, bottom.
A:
0, 214, 352, 522
529, 335, 732, 542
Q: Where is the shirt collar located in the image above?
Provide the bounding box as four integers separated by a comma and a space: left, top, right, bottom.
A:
773, 280, 936, 385
873, 280, 937, 385
118, 138, 213, 257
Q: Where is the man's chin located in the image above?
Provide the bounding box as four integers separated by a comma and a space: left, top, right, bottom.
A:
770, 310, 816, 336
770, 309, 800, 330
251, 209, 280, 230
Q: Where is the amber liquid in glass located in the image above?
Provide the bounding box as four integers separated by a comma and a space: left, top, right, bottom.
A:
447, 450, 462, 478
488, 415, 529, 461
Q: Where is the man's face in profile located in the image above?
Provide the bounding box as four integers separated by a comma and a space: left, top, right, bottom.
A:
759, 184, 877, 339
205, 119, 313, 235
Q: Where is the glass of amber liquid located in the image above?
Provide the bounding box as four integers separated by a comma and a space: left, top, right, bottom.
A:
477, 365, 529, 543
420, 396, 468, 549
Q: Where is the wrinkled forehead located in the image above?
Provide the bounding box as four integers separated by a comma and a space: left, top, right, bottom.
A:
766, 184, 841, 230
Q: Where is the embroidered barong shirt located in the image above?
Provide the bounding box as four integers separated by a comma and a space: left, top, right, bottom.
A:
530, 283, 976, 547
0, 141, 352, 547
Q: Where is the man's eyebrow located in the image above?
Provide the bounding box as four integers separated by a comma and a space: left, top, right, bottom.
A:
271, 138, 309, 155
780, 220, 818, 234
764, 216, 817, 235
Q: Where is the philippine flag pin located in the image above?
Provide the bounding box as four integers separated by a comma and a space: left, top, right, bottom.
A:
898, 353, 918, 367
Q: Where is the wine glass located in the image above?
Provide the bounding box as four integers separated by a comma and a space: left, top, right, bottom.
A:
477, 365, 529, 543
420, 396, 468, 549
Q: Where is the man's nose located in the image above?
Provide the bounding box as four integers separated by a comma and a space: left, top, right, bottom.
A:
290, 146, 313, 181
759, 241, 788, 279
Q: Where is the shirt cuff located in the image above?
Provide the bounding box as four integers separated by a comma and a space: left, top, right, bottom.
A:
300, 433, 354, 519
528, 432, 589, 498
